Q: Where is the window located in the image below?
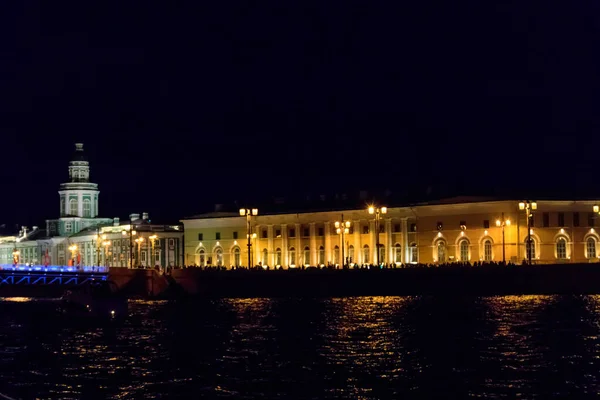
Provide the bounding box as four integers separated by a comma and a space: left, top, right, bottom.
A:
198, 233, 203, 241
261, 230, 267, 239
233, 247, 241, 266
459, 240, 469, 261
348, 245, 354, 264
65, 222, 72, 233
216, 248, 223, 266
141, 251, 147, 263
83, 199, 91, 218
436, 241, 446, 263
363, 245, 370, 264
574, 212, 580, 227
589, 213, 596, 227
587, 237, 597, 259
556, 238, 567, 259
318, 246, 325, 265
303, 246, 310, 265
437, 222, 443, 231
60, 197, 66, 215
410, 223, 417, 232
318, 227, 324, 236
262, 248, 268, 265
543, 213, 549, 227
394, 243, 402, 263
410, 243, 418, 263
362, 225, 369, 234
378, 245, 385, 265
233, 231, 238, 239
289, 229, 296, 238
69, 199, 77, 216
394, 224, 401, 233
276, 229, 281, 237
483, 220, 490, 229
484, 240, 492, 261
558, 212, 565, 227
198, 249, 205, 266
303, 228, 309, 237
333, 246, 340, 265
526, 239, 536, 260
168, 239, 175, 247
275, 248, 282, 266
216, 232, 221, 240
289, 247, 296, 265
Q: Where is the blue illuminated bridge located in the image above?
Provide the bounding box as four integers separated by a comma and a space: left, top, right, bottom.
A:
0, 265, 108, 286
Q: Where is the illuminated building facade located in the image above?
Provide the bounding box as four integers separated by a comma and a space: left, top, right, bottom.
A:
0, 143, 183, 268
182, 198, 600, 268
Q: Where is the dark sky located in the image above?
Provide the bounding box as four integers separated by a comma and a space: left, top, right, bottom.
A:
1, 1, 599, 227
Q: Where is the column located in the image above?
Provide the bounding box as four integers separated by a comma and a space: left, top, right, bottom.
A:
281, 224, 288, 267
267, 225, 274, 266
254, 224, 261, 267
354, 220, 361, 264
77, 192, 83, 217
324, 222, 332, 264
309, 223, 317, 266
370, 220, 376, 264
295, 223, 302, 265
402, 218, 409, 264
386, 218, 392, 264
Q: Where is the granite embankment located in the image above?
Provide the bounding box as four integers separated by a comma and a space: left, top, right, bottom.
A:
110, 264, 600, 298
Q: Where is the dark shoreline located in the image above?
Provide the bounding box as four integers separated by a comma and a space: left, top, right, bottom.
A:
3, 264, 600, 299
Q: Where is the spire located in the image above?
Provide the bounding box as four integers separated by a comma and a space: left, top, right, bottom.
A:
68, 142, 89, 182
71, 142, 87, 162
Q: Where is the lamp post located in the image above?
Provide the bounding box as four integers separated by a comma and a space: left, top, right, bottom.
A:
334, 216, 351, 267
368, 205, 387, 266
495, 213, 511, 264
519, 201, 537, 265
123, 226, 137, 268
240, 208, 258, 268
149, 235, 158, 270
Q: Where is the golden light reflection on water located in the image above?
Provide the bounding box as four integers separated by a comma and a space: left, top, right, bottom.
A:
0, 297, 33, 302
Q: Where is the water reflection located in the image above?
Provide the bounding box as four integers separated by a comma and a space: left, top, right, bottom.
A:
1, 296, 600, 399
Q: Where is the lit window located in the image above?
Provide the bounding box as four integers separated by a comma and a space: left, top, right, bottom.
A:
216, 248, 223, 266
198, 249, 205, 266
378, 245, 385, 265
83, 199, 91, 218
289, 247, 296, 265
459, 240, 469, 261
69, 199, 77, 216
526, 239, 536, 260
275, 248, 282, 266
333, 246, 340, 265
318, 246, 324, 265
484, 240, 492, 261
556, 238, 567, 259
233, 247, 240, 266
363, 245, 370, 264
303, 246, 310, 265
436, 240, 446, 262
587, 237, 597, 259
394, 243, 402, 263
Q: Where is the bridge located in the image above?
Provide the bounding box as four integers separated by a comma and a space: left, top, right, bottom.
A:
0, 264, 108, 286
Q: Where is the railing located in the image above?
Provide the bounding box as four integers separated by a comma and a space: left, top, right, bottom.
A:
0, 264, 109, 273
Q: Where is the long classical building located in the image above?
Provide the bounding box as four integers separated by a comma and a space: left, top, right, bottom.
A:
0, 143, 184, 268
182, 198, 600, 268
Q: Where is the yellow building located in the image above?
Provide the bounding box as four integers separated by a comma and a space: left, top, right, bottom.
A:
181, 198, 600, 268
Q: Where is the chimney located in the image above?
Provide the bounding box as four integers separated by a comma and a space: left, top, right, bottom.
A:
113, 217, 120, 226
142, 212, 149, 220
129, 213, 140, 221
214, 204, 223, 212
21, 226, 27, 237
32, 226, 38, 231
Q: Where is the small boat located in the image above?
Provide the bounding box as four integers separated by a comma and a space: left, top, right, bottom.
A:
59, 280, 128, 320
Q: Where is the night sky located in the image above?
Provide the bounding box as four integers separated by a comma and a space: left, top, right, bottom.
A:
1, 2, 599, 228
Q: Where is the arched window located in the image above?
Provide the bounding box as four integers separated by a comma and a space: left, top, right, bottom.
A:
69, 199, 78, 216
262, 248, 268, 265
60, 197, 66, 216
394, 243, 402, 263
83, 199, 91, 218
275, 248, 282, 266
348, 245, 355, 264
483, 239, 492, 261
333, 245, 340, 265
526, 239, 536, 260
233, 247, 241, 266
303, 246, 310, 265
318, 246, 325, 265
587, 237, 597, 259
216, 248, 223, 266
410, 243, 418, 263
436, 241, 446, 263
378, 245, 385, 265
363, 245, 370, 264
556, 237, 567, 259
198, 249, 206, 266
459, 240, 469, 261
289, 247, 296, 265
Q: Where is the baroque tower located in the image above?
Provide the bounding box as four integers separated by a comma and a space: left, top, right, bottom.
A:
58, 143, 100, 218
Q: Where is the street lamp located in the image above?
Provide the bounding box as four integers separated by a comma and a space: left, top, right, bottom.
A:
123, 227, 137, 268
149, 235, 158, 270
519, 201, 537, 265
495, 213, 511, 264
240, 208, 258, 268
368, 205, 387, 266
334, 216, 351, 267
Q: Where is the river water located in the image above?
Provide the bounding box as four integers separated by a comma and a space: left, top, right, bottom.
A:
1, 295, 600, 399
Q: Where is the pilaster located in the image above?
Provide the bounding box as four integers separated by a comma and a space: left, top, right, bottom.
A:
324, 222, 332, 264
402, 218, 409, 263
309, 223, 317, 266
369, 220, 376, 264
295, 223, 301, 264
267, 225, 274, 266
354, 220, 361, 264
281, 224, 288, 267
386, 218, 392, 264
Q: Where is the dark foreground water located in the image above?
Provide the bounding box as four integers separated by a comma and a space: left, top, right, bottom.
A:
1, 296, 600, 399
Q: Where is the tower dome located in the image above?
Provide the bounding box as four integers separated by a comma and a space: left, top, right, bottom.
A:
58, 143, 100, 218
